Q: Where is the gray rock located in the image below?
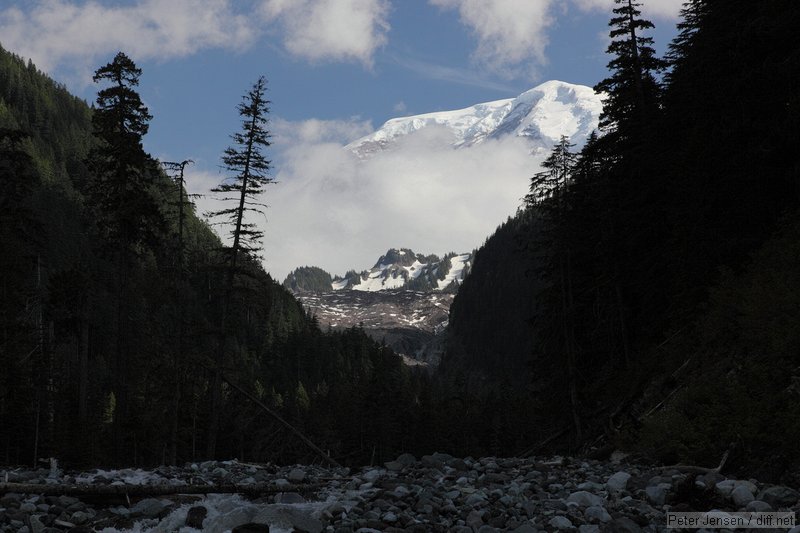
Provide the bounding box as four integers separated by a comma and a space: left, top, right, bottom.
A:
396, 453, 416, 466
466, 509, 485, 529
604, 517, 643, 533
28, 515, 46, 533
700, 471, 725, 487
384, 461, 404, 472
287, 467, 306, 483
185, 505, 207, 528
20, 502, 38, 513
585, 505, 612, 523
578, 481, 605, 492
745, 500, 772, 512
465, 492, 488, 506
567, 490, 605, 508
69, 511, 89, 525
606, 472, 631, 492
274, 492, 306, 504
787, 527, 800, 533
512, 524, 537, 533
549, 515, 573, 530
361, 469, 382, 483
131, 498, 171, 518
731, 485, 755, 507
252, 505, 323, 533
758, 486, 800, 508
645, 483, 670, 506
448, 458, 469, 471
714, 479, 736, 498
580, 526, 601, 533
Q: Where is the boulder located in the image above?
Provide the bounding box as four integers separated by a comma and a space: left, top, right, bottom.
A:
730, 485, 755, 507
549, 515, 573, 530
745, 500, 772, 512
645, 484, 671, 506
130, 498, 171, 518
567, 490, 605, 508
758, 486, 800, 508
606, 472, 631, 492
396, 453, 417, 466
251, 505, 323, 533
185, 505, 208, 529
287, 468, 306, 483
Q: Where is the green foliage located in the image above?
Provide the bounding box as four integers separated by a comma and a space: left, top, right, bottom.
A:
0, 48, 451, 467
283, 266, 333, 293
86, 52, 164, 249
442, 1, 800, 474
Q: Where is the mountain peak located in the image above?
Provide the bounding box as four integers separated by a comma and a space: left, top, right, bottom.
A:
285, 249, 472, 293
347, 80, 603, 158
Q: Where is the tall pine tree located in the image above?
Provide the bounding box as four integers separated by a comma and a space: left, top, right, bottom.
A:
206, 76, 273, 457
86, 52, 163, 462
594, 0, 666, 141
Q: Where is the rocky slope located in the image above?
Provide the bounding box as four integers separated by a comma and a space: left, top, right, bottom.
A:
284, 249, 472, 365
299, 289, 452, 366
2, 456, 799, 532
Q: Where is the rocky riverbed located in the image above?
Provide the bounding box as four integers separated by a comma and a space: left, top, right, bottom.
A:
1, 454, 799, 532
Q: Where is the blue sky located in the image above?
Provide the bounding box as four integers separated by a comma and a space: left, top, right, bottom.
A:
1, 0, 682, 278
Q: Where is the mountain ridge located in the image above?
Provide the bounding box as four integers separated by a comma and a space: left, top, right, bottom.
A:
284, 247, 472, 294
346, 80, 604, 158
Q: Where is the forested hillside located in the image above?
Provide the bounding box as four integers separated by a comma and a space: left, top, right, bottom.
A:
2, 0, 799, 481
0, 44, 429, 468
442, 0, 800, 480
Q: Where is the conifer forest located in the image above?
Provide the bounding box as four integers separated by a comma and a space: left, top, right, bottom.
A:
1, 0, 799, 487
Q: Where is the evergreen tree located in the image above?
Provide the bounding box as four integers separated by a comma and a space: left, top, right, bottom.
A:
87, 52, 163, 248
85, 52, 163, 461
594, 0, 666, 139
206, 76, 273, 457
526, 138, 583, 443
0, 129, 41, 464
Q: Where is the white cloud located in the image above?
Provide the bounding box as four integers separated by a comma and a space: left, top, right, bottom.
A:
259, 0, 390, 66
429, 0, 556, 79
0, 0, 255, 76
572, 0, 683, 21
0, 0, 390, 83
241, 122, 541, 280
271, 117, 374, 146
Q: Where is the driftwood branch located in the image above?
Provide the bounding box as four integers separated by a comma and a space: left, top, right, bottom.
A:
0, 482, 324, 497
660, 445, 733, 475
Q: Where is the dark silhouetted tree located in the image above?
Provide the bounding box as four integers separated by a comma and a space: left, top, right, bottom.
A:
206, 76, 272, 457
86, 52, 164, 462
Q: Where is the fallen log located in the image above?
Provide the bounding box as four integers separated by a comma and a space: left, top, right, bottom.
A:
0, 481, 325, 497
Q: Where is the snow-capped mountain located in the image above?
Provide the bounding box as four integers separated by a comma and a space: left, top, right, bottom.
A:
347, 80, 604, 158
334, 248, 471, 292
284, 249, 472, 294
283, 249, 472, 366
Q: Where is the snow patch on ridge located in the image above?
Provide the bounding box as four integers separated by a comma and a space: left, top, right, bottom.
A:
347, 80, 604, 158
